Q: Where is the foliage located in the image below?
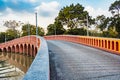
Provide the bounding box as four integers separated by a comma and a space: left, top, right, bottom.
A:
0, 32, 5, 43
115, 18, 120, 38
102, 27, 118, 38
66, 28, 87, 35
109, 0, 120, 17
56, 3, 93, 29
47, 21, 65, 35
0, 29, 20, 43
4, 20, 23, 30
47, 3, 95, 35
22, 24, 45, 36
6, 29, 20, 40
95, 15, 107, 31
47, 24, 55, 35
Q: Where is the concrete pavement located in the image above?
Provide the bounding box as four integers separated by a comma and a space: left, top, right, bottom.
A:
47, 40, 120, 80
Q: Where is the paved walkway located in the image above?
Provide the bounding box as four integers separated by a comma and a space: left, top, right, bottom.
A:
47, 40, 120, 80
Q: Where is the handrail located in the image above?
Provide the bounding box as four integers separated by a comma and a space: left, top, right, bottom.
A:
44, 35, 120, 55
23, 37, 49, 80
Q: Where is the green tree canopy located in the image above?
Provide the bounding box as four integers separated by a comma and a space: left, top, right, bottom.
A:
6, 29, 20, 40
56, 3, 93, 29
0, 32, 5, 43
22, 24, 45, 36
108, 0, 120, 38
109, 0, 120, 17
47, 21, 65, 35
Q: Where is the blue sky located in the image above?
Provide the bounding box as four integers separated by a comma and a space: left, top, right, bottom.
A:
0, 0, 116, 32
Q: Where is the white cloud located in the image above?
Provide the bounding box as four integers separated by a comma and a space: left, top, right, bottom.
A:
0, 1, 60, 32
85, 6, 112, 18
35, 1, 60, 17
23, 0, 37, 3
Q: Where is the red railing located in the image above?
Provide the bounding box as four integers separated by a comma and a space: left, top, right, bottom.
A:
44, 35, 120, 55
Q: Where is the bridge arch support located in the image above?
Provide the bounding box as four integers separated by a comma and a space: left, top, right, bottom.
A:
12, 45, 15, 53
8, 46, 11, 53
24, 44, 27, 55
20, 44, 23, 54
0, 48, 2, 52
3, 48, 7, 52
16, 44, 19, 53
0, 36, 40, 57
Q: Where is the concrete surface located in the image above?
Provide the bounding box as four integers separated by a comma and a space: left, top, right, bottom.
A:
23, 37, 49, 80
48, 40, 120, 80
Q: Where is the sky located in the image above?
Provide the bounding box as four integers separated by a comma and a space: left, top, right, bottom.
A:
0, 0, 116, 32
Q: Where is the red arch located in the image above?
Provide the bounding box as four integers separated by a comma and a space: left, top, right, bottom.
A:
112, 41, 114, 50
96, 39, 98, 46
108, 41, 110, 49
24, 44, 27, 55
12, 45, 15, 53
3, 48, 7, 52
28, 44, 31, 56
116, 42, 119, 51
99, 40, 101, 47
20, 44, 23, 53
8, 46, 11, 53
16, 45, 19, 53
0, 49, 2, 52
105, 40, 107, 48
32, 45, 35, 57
94, 39, 95, 46
102, 40, 104, 48
35, 47, 37, 56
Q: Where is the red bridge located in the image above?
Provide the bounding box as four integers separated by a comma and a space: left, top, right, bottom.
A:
0, 36, 40, 57
0, 35, 120, 80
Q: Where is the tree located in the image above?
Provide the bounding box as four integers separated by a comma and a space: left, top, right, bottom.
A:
53, 3, 96, 35
66, 28, 87, 35
56, 3, 91, 29
22, 24, 45, 36
3, 20, 23, 39
109, 0, 120, 17
4, 20, 23, 30
108, 0, 120, 38
47, 21, 65, 35
6, 29, 20, 40
102, 27, 118, 38
47, 24, 55, 35
108, 17, 120, 38
95, 15, 107, 31
0, 29, 20, 43
0, 32, 5, 43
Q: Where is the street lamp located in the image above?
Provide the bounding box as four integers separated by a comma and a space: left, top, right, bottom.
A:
35, 12, 38, 47
86, 15, 89, 36
27, 22, 30, 42
5, 33, 6, 43
54, 25, 56, 39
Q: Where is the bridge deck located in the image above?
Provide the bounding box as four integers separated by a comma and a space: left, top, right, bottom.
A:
47, 40, 120, 80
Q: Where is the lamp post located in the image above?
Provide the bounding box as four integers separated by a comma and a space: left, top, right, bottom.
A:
27, 22, 30, 42
86, 15, 89, 36
5, 33, 6, 43
35, 12, 38, 47
54, 25, 56, 39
